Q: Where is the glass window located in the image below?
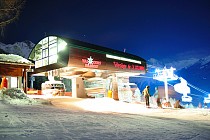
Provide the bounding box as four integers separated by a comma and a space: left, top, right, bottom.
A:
49, 36, 57, 45
42, 49, 48, 58
42, 37, 48, 44
42, 43, 48, 49
49, 43, 57, 55
35, 49, 42, 60
43, 58, 48, 66
35, 60, 42, 68
49, 55, 57, 64
35, 43, 42, 51
32, 36, 62, 68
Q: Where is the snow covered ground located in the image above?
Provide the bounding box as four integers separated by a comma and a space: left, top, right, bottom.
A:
0, 89, 210, 140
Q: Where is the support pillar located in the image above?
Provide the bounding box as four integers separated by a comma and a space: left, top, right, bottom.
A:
23, 68, 27, 93
164, 78, 169, 102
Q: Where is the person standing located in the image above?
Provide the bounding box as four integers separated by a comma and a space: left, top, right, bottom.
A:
153, 87, 162, 108
142, 86, 151, 107
174, 100, 184, 109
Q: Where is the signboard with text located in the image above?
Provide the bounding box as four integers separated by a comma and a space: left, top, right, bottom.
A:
68, 47, 107, 70
67, 47, 145, 73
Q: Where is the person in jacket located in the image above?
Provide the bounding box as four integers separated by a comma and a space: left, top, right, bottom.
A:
153, 87, 162, 108
174, 100, 184, 109
142, 86, 151, 107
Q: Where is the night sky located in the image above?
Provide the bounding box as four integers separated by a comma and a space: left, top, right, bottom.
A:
1, 0, 210, 60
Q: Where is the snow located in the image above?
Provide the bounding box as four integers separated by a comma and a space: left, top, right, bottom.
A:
148, 52, 210, 71
0, 88, 210, 139
0, 88, 37, 105
0, 41, 35, 58
201, 55, 210, 66
0, 54, 33, 64
166, 58, 199, 70
147, 57, 201, 70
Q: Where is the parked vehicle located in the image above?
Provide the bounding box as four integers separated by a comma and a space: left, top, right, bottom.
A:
42, 81, 65, 96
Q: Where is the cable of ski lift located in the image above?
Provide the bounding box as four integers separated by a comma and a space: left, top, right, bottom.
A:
167, 82, 203, 98
187, 83, 210, 95
174, 75, 210, 96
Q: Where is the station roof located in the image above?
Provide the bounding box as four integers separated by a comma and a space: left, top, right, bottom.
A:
30, 35, 147, 74
56, 35, 146, 63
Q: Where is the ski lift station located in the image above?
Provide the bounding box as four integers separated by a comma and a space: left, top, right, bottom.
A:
26, 35, 147, 100
0, 35, 209, 107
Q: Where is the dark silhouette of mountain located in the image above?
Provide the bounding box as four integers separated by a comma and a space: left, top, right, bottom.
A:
0, 48, 8, 54
0, 41, 35, 58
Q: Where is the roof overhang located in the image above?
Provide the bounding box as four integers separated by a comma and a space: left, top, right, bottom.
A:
0, 63, 33, 77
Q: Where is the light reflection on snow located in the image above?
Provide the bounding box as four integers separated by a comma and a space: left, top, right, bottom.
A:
1, 92, 210, 121
74, 97, 158, 114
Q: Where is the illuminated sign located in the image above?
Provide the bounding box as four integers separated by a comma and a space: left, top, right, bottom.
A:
113, 62, 144, 71
82, 56, 102, 68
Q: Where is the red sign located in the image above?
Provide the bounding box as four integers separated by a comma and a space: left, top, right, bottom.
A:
113, 62, 145, 71
82, 56, 102, 68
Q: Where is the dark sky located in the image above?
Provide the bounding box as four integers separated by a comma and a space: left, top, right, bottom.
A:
1, 0, 210, 60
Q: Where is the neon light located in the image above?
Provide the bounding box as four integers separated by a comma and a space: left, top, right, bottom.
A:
106, 54, 142, 64
113, 62, 127, 69
84, 64, 99, 68
113, 62, 145, 71
82, 56, 101, 68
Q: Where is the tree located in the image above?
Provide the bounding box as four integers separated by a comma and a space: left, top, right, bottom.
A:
0, 0, 26, 36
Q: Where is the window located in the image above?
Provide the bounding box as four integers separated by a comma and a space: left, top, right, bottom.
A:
35, 49, 42, 61
49, 36, 57, 45
43, 58, 48, 66
36, 60, 42, 68
49, 43, 57, 55
49, 55, 57, 64
42, 49, 48, 58
33, 36, 67, 68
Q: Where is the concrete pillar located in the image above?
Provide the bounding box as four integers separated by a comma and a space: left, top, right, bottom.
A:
72, 77, 86, 98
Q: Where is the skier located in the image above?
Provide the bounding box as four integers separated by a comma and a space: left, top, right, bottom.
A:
142, 86, 151, 108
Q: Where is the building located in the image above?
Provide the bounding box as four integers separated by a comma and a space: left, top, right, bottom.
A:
28, 35, 147, 100
0, 54, 34, 92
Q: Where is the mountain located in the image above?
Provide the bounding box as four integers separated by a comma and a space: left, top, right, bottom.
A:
0, 41, 35, 58
174, 57, 210, 107
0, 47, 8, 54
177, 55, 210, 95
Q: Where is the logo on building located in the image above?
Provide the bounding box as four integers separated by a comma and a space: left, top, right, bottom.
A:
82, 56, 101, 68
